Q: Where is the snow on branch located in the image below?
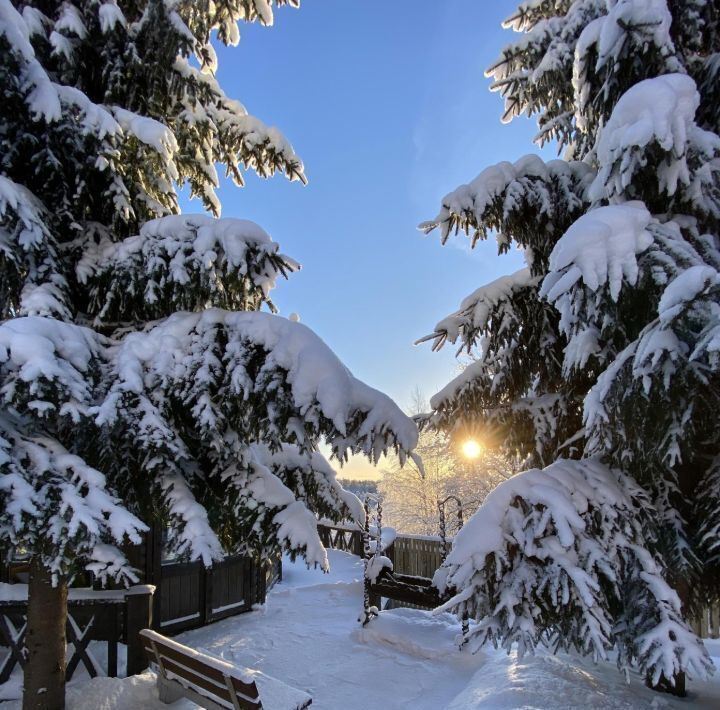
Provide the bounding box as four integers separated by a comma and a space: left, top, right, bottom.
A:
80, 214, 300, 323
0, 315, 145, 581
588, 74, 720, 210
94, 310, 415, 559
419, 155, 593, 266
257, 443, 365, 526
100, 309, 417, 461
542, 202, 654, 305
207, 443, 367, 569
0, 0, 61, 122
181, 0, 301, 47
0, 423, 145, 584
417, 268, 537, 353
420, 274, 573, 467
172, 58, 306, 193
433, 458, 713, 683
239, 456, 331, 570
0, 316, 98, 420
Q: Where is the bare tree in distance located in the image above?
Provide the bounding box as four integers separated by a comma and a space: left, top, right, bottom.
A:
379, 388, 518, 536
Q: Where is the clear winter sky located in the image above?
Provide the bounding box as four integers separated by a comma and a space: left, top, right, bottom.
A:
205, 1, 554, 479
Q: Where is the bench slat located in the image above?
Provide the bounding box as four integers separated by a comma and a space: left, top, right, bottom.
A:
139, 629, 310, 710
149, 634, 260, 701
159, 656, 235, 703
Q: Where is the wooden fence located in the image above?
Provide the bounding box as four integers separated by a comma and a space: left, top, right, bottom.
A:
157, 553, 279, 634
390, 536, 444, 579
122, 522, 282, 634
318, 523, 720, 637
0, 586, 153, 684
0, 524, 268, 636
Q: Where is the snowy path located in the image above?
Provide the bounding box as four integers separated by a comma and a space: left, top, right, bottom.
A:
1, 549, 719, 708
177, 550, 481, 710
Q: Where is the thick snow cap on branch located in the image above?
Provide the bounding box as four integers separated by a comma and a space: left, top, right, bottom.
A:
432, 458, 714, 682
588, 74, 719, 202
434, 459, 623, 596
80, 214, 299, 319
542, 202, 653, 303
0, 316, 98, 415
573, 0, 676, 130
102, 309, 418, 459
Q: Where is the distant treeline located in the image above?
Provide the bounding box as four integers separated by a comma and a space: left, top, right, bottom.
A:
338, 479, 378, 498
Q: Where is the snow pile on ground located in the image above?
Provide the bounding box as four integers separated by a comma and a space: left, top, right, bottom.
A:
1, 551, 719, 709
353, 607, 472, 662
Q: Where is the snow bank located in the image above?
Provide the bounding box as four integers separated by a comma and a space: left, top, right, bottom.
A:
354, 607, 473, 662
446, 649, 668, 710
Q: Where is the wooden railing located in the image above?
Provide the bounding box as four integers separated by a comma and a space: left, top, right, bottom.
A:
318, 523, 364, 557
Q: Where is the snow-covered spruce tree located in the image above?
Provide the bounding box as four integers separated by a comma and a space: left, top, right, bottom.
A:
420, 0, 719, 695
0, 2, 417, 707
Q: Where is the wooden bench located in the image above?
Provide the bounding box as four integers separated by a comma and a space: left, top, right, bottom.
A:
140, 628, 312, 710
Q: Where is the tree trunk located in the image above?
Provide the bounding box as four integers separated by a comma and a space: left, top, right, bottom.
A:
23, 558, 67, 710
646, 671, 686, 697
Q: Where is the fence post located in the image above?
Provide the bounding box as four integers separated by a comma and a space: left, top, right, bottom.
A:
353, 529, 364, 557
201, 563, 211, 626
256, 557, 267, 605
125, 585, 155, 676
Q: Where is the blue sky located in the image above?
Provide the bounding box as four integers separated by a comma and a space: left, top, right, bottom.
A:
205, 1, 553, 477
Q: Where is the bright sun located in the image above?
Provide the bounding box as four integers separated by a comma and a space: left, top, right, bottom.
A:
461, 439, 482, 459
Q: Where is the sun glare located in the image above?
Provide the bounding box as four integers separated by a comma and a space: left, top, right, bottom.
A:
461, 439, 482, 459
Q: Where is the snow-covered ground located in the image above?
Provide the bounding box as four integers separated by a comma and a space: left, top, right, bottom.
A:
2, 549, 719, 709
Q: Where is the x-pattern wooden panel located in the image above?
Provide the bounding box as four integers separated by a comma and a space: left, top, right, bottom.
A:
65, 613, 100, 680
0, 613, 27, 683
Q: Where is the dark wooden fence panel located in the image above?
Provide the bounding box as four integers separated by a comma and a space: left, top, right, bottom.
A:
206, 555, 252, 623
155, 553, 280, 634
391, 536, 444, 578
158, 560, 205, 633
